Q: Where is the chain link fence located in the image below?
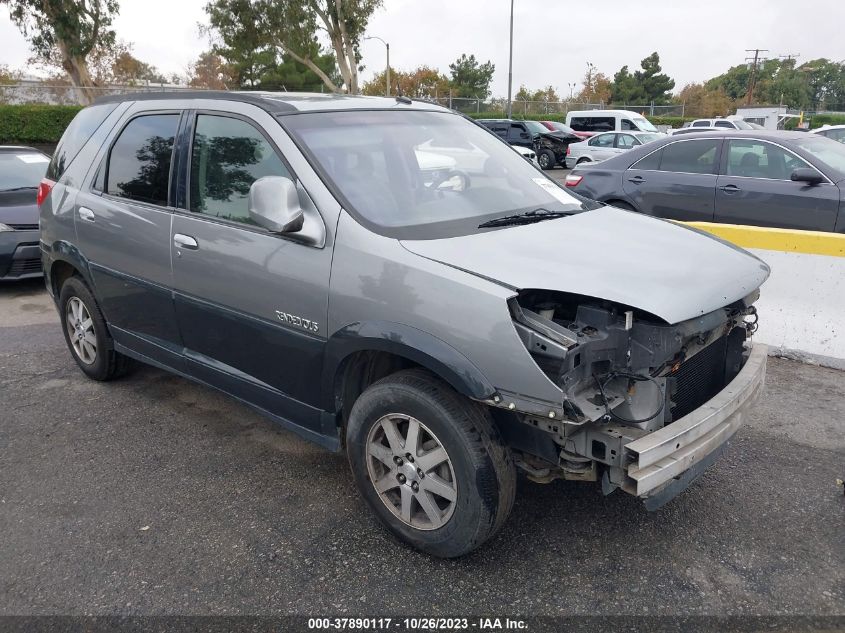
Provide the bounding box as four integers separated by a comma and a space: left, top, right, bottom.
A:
0, 81, 208, 105
427, 96, 686, 118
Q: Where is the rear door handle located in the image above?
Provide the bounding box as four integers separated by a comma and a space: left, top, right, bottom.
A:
719, 184, 740, 193
173, 233, 199, 250
78, 207, 95, 222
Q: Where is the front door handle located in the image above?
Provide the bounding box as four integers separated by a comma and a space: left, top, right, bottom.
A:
627, 175, 644, 184
719, 184, 740, 193
173, 233, 199, 250
78, 207, 95, 222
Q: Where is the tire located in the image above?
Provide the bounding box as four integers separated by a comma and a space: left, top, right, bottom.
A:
58, 276, 132, 381
346, 369, 516, 558
576, 157, 591, 165
538, 149, 556, 170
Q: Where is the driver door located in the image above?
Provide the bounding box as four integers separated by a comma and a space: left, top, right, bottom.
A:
170, 108, 332, 433
714, 138, 839, 230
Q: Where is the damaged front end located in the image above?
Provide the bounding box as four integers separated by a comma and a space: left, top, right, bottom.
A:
492, 288, 766, 508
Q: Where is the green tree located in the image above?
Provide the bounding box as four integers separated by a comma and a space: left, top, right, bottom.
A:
448, 53, 495, 99
203, 0, 382, 93
2, 0, 120, 104
798, 59, 845, 110
610, 53, 674, 105
261, 52, 340, 92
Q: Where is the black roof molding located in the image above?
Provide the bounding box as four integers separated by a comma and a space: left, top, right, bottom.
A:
93, 90, 299, 113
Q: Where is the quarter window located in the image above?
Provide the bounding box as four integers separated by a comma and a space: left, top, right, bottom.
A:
725, 140, 810, 180
658, 139, 720, 174
189, 114, 290, 224
106, 114, 178, 206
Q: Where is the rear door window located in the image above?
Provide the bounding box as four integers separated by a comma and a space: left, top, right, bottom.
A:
189, 114, 290, 225
692, 120, 711, 128
658, 139, 721, 174
47, 103, 118, 181
106, 113, 179, 207
714, 120, 735, 129
589, 133, 615, 147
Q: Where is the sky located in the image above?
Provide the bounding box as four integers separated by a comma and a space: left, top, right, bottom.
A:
1, 0, 844, 97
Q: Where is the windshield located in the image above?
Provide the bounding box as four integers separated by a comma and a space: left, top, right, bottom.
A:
0, 151, 49, 191
523, 120, 548, 135
282, 110, 593, 239
631, 117, 658, 132
730, 119, 753, 130
794, 136, 845, 178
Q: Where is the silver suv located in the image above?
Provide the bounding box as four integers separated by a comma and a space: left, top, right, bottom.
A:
39, 92, 769, 557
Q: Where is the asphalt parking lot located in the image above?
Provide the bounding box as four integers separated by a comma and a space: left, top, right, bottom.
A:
1, 279, 843, 618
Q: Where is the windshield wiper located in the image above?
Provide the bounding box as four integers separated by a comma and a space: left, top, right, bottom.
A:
0, 186, 38, 192
478, 208, 571, 228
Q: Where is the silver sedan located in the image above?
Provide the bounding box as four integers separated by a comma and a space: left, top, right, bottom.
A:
565, 131, 664, 169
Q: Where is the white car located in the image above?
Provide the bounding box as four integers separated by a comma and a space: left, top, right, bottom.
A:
513, 145, 540, 168
565, 131, 663, 169
686, 117, 754, 131
811, 125, 845, 143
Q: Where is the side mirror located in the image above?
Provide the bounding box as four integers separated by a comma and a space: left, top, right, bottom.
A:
248, 176, 304, 233
790, 167, 823, 185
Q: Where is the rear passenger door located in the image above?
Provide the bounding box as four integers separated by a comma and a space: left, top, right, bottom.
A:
169, 107, 332, 434
622, 138, 722, 221
714, 138, 840, 230
73, 109, 184, 365
586, 133, 617, 161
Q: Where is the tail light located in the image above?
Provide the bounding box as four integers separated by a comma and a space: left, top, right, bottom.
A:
36, 179, 55, 206
564, 174, 583, 188
566, 145, 571, 156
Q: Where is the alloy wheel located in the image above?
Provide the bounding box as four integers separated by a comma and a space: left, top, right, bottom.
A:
365, 413, 458, 530
66, 296, 97, 365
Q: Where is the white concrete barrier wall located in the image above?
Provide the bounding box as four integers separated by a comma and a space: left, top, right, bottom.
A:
687, 223, 845, 370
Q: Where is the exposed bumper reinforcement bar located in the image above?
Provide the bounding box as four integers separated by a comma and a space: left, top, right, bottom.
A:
624, 343, 767, 499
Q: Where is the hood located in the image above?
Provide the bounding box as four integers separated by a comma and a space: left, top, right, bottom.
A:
0, 189, 39, 225
401, 206, 770, 324
539, 131, 579, 142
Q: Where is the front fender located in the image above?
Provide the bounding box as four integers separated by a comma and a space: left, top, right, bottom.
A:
321, 320, 497, 411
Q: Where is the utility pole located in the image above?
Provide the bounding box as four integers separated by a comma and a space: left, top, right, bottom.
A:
506, 0, 514, 118
745, 48, 768, 105
365, 36, 390, 96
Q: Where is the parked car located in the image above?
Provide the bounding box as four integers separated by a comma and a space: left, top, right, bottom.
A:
476, 118, 579, 170
565, 131, 664, 169
565, 130, 845, 232
1, 146, 50, 280
669, 126, 726, 136
688, 117, 754, 130
812, 124, 845, 143
512, 144, 540, 167
566, 109, 660, 135
540, 120, 591, 140
41, 92, 768, 557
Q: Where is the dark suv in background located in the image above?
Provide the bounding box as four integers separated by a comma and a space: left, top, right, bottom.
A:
477, 118, 580, 170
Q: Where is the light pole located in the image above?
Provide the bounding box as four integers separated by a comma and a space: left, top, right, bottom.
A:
568, 82, 576, 99
506, 0, 514, 118
365, 36, 390, 96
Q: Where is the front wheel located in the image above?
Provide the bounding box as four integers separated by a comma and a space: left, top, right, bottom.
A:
346, 369, 516, 558
538, 149, 556, 170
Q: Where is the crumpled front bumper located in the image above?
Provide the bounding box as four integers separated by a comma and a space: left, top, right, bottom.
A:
624, 343, 767, 502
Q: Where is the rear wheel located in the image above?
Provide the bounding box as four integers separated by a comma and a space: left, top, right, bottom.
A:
576, 157, 591, 165
538, 149, 556, 170
59, 276, 131, 381
346, 369, 516, 558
